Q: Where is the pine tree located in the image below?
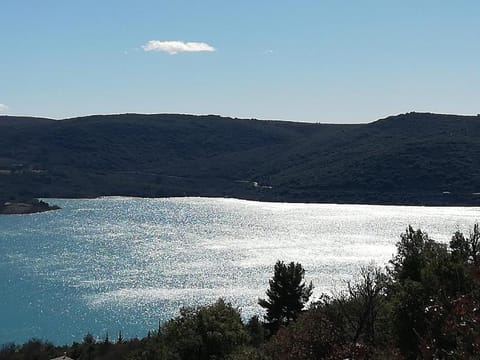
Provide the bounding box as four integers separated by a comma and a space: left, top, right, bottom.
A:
258, 260, 313, 333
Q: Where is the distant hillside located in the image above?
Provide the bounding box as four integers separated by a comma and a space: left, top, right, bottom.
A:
1, 112, 480, 205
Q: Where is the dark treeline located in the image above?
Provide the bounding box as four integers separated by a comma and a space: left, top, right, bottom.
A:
2, 224, 480, 360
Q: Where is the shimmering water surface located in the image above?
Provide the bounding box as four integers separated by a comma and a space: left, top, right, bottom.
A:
1, 197, 479, 344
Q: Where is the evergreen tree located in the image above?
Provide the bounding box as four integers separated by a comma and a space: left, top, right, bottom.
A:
258, 260, 313, 333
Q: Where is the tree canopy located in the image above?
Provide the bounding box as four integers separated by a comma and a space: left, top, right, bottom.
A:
258, 260, 313, 333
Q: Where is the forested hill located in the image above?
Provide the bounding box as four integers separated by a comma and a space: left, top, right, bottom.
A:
1, 112, 480, 205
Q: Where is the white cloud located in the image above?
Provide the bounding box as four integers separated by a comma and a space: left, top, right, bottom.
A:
142, 40, 215, 55
0, 104, 8, 113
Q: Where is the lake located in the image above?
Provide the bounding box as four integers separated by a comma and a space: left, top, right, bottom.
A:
1, 197, 479, 345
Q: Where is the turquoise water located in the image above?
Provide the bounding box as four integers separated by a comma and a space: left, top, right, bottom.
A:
1, 197, 479, 345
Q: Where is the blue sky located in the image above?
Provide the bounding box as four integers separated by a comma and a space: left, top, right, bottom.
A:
1, 1, 479, 123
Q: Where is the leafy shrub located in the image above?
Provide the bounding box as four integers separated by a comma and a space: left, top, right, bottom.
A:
162, 299, 248, 360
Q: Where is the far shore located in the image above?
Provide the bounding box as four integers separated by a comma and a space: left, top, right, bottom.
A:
38, 194, 480, 208
2, 192, 480, 216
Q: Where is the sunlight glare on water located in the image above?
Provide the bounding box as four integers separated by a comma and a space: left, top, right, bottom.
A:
0, 197, 478, 344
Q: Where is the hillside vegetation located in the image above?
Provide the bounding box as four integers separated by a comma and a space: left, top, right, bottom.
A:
1, 112, 480, 205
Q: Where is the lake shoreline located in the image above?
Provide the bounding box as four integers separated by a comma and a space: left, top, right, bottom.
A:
2, 193, 478, 215
41, 193, 480, 208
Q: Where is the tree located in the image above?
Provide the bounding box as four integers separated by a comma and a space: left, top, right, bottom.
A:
336, 265, 388, 347
258, 261, 313, 333
450, 223, 480, 266
387, 227, 445, 359
387, 226, 476, 359
162, 298, 248, 360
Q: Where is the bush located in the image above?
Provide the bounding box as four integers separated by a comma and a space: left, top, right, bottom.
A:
162, 299, 248, 360
267, 308, 339, 360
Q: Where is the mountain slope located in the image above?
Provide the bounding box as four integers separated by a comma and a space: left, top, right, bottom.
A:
1, 112, 479, 205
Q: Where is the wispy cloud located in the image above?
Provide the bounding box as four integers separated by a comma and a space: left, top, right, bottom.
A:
142, 40, 215, 55
0, 104, 8, 113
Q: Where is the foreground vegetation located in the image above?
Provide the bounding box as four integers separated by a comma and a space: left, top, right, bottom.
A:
2, 224, 480, 359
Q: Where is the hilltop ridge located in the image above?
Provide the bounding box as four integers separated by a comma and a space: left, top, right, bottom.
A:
1, 112, 480, 205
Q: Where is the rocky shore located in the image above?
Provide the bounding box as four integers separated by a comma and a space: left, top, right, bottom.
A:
0, 199, 60, 215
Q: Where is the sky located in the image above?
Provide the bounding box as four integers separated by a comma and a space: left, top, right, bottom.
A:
0, 1, 479, 123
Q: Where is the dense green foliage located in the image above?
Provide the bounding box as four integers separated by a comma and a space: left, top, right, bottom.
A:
2, 224, 480, 359
161, 299, 248, 360
258, 261, 313, 333
386, 226, 480, 359
2, 112, 480, 205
